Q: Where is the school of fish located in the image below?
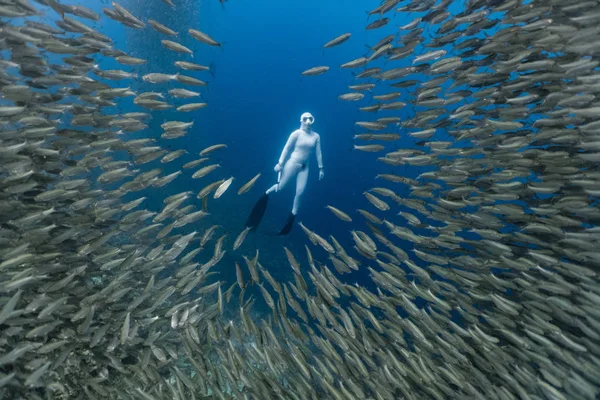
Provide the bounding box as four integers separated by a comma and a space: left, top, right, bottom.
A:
1, 0, 599, 399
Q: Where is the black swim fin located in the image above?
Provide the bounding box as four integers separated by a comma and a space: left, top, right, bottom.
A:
277, 212, 296, 235
246, 193, 269, 230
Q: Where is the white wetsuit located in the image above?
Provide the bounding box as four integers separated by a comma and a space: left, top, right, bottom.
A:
266, 119, 323, 215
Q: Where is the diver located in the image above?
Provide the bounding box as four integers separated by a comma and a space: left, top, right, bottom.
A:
245, 112, 324, 235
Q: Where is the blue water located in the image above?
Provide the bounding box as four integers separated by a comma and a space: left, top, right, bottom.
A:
45, 0, 506, 316
111, 1, 417, 284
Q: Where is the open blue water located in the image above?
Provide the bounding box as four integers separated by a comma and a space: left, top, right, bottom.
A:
45, 0, 508, 317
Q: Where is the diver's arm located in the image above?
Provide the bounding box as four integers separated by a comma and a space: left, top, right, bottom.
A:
315, 134, 324, 179
315, 134, 323, 169
276, 131, 298, 170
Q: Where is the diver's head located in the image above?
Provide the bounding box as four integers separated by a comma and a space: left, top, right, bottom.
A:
300, 112, 314, 130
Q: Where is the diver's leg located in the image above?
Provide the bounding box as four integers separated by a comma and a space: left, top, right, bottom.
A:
266, 160, 296, 194
247, 161, 298, 229
265, 184, 278, 195
278, 165, 308, 235
292, 166, 308, 215
270, 160, 296, 193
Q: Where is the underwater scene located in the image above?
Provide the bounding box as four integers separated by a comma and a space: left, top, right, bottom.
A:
0, 0, 599, 398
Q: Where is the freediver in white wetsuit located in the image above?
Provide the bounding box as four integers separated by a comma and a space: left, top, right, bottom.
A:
246, 112, 324, 235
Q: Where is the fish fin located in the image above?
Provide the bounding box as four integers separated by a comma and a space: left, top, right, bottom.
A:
209, 61, 216, 78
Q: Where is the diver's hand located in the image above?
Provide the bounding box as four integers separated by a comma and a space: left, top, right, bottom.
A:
274, 163, 283, 172
319, 168, 324, 180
